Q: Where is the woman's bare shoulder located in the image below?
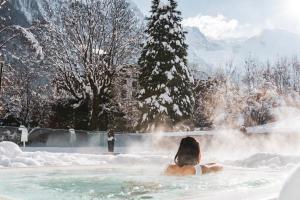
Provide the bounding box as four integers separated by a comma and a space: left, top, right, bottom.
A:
165, 164, 195, 176
165, 164, 177, 175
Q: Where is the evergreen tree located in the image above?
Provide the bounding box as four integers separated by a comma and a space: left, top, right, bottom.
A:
137, 0, 194, 131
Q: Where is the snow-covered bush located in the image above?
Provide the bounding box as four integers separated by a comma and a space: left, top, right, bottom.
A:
193, 78, 220, 128
193, 57, 300, 129
242, 82, 278, 126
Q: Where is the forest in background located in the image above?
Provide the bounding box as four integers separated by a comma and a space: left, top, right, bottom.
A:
1, 0, 300, 132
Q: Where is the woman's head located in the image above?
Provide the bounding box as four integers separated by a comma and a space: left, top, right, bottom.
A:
174, 137, 201, 167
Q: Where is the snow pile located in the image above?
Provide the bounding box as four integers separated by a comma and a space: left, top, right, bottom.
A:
247, 115, 300, 134
0, 142, 40, 167
0, 141, 22, 158
279, 165, 300, 200
227, 153, 300, 169
0, 142, 169, 168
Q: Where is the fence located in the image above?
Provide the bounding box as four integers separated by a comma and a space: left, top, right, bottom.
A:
0, 126, 214, 148
0, 126, 20, 144
0, 126, 155, 147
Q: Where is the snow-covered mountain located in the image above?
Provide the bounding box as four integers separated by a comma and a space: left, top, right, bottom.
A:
241, 29, 300, 61
185, 26, 300, 70
0, 0, 64, 27
2, 0, 300, 72
185, 26, 233, 71
0, 0, 143, 27
0, 0, 144, 59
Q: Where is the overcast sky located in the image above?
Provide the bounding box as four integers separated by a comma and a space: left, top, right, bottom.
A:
131, 0, 300, 40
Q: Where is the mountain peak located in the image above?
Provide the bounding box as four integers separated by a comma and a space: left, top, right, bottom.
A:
257, 29, 299, 40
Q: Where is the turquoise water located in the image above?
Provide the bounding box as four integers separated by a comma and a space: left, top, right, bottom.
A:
0, 165, 284, 200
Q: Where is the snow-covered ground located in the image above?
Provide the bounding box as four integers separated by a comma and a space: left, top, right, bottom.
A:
279, 165, 300, 200
247, 116, 300, 134
0, 142, 171, 168
0, 138, 300, 200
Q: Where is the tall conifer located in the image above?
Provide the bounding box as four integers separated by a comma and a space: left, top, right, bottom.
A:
137, 0, 194, 131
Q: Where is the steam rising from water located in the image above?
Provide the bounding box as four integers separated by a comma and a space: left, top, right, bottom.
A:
128, 107, 300, 166
31, 104, 300, 171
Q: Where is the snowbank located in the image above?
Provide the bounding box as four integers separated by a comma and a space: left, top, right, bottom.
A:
247, 113, 300, 134
0, 142, 39, 167
0, 142, 169, 168
228, 153, 300, 169
0, 142, 22, 157
279, 165, 300, 200
1, 141, 300, 170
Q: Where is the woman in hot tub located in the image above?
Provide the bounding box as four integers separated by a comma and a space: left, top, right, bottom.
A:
165, 137, 223, 176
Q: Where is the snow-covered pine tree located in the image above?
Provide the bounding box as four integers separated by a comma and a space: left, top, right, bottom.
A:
137, 0, 194, 132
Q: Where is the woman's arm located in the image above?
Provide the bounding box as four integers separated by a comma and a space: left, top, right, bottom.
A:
202, 163, 223, 174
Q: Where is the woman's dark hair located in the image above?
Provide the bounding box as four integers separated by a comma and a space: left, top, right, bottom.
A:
174, 137, 200, 167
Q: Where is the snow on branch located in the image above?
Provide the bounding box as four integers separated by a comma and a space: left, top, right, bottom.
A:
0, 0, 7, 8
13, 25, 44, 59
